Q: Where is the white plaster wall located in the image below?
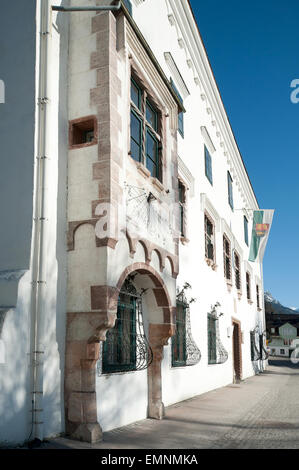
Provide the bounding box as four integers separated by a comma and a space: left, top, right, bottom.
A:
131, 0, 266, 407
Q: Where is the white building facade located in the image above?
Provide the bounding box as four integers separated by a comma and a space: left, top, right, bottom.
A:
0, 0, 267, 446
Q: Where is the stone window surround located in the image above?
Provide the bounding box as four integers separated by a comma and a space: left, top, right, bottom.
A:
204, 211, 217, 271
69, 115, 98, 150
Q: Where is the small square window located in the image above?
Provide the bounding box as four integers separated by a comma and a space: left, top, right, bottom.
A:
69, 116, 97, 149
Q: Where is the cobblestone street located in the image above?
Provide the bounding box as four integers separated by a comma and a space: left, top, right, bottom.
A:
44, 358, 299, 450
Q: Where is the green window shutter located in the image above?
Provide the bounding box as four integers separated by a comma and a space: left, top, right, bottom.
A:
172, 303, 187, 367
208, 315, 217, 364
227, 171, 234, 210
205, 146, 213, 185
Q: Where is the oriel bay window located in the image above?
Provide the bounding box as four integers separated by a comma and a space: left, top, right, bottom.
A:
130, 76, 162, 181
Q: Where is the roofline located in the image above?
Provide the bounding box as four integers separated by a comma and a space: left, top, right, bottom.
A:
118, 2, 185, 113
186, 0, 259, 208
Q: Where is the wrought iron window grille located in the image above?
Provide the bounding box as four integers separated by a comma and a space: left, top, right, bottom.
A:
208, 302, 228, 365
250, 327, 261, 361
259, 331, 269, 360
172, 284, 201, 367
98, 278, 153, 375
250, 327, 269, 361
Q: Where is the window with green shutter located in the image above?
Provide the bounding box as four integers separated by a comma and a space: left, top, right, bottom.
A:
208, 314, 217, 364
204, 146, 213, 185
227, 171, 234, 210
172, 302, 187, 367
205, 213, 215, 262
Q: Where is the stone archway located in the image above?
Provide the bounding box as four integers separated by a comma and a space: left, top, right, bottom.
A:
64, 262, 175, 443
115, 263, 176, 420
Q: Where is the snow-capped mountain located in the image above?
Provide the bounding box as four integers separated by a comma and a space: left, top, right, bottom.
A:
264, 291, 299, 315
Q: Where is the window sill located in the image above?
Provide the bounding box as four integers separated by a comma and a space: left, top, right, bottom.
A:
152, 177, 164, 192
136, 161, 151, 179
205, 258, 217, 271
69, 139, 97, 150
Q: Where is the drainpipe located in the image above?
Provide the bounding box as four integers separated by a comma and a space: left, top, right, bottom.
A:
29, 0, 122, 444
52, 2, 121, 12
30, 0, 51, 443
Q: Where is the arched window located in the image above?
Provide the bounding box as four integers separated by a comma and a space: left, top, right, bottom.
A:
102, 279, 152, 374
102, 291, 137, 373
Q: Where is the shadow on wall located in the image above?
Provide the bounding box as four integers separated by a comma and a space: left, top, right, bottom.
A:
53, 3, 69, 440
0, 289, 32, 447
96, 352, 148, 432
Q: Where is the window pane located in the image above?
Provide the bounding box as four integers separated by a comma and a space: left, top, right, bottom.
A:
146, 155, 156, 177
205, 146, 213, 185
130, 111, 142, 162
146, 130, 158, 177
131, 140, 141, 162
131, 80, 140, 109
131, 111, 141, 142
178, 111, 184, 137
146, 101, 157, 130
208, 316, 217, 364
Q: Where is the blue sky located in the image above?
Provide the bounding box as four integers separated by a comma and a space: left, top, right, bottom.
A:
189, 0, 299, 308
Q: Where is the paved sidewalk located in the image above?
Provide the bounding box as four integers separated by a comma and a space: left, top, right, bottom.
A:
44, 358, 299, 449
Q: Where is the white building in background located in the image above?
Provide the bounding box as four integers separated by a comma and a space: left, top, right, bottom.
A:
0, 0, 267, 446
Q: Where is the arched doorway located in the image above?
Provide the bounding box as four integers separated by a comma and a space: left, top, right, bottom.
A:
64, 262, 176, 442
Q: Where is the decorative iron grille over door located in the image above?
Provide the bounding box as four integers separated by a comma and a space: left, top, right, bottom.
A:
100, 279, 153, 374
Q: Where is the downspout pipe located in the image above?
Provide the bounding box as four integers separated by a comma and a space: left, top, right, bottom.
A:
30, 0, 51, 444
